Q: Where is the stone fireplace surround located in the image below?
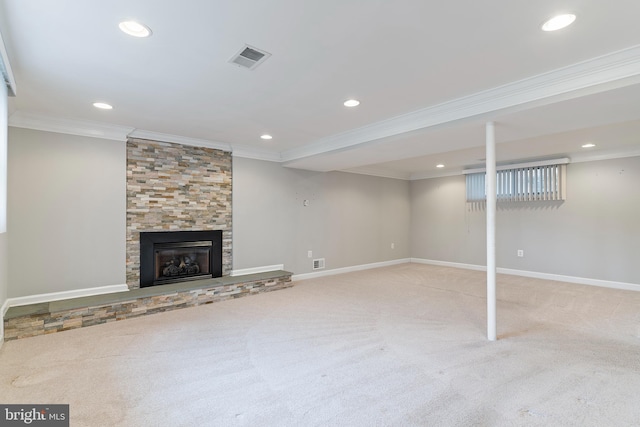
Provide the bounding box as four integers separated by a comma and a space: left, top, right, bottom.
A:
126, 137, 232, 289
3, 137, 294, 341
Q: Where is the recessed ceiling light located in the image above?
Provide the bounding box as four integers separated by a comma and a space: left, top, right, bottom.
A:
260, 134, 273, 140
436, 164, 445, 168
93, 102, 113, 110
581, 143, 596, 148
541, 14, 576, 32
343, 99, 360, 107
119, 20, 152, 38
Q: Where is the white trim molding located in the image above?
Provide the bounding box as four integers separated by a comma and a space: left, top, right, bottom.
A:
232, 144, 282, 162
568, 147, 640, 165
282, 44, 640, 165
9, 111, 133, 141
5, 45, 640, 180
0, 298, 8, 318
411, 258, 640, 292
409, 169, 467, 181
292, 258, 411, 281
497, 267, 640, 293
0, 298, 9, 347
411, 258, 486, 271
341, 166, 411, 181
7, 111, 288, 162
4, 283, 129, 308
231, 264, 285, 276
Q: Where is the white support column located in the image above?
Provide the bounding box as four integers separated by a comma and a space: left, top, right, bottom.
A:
486, 121, 497, 341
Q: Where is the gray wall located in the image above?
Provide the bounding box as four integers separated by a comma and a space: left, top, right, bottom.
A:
0, 232, 6, 305
0, 83, 6, 318
233, 157, 411, 274
7, 127, 126, 298
0, 68, 7, 320
0, 231, 5, 344
410, 156, 640, 284
5, 130, 411, 299
6, 126, 638, 301
410, 174, 486, 266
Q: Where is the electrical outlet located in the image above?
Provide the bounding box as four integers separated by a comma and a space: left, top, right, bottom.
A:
391, 243, 395, 249
517, 249, 524, 257
307, 250, 313, 258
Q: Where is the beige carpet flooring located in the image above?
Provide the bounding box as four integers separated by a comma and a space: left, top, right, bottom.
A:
1, 263, 639, 426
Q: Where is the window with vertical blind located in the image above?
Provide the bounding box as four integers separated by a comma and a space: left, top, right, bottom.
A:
465, 173, 486, 202
465, 161, 567, 203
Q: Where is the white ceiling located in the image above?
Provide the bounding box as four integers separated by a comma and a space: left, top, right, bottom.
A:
1, 0, 639, 179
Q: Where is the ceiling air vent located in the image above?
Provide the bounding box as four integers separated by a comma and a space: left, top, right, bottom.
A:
229, 45, 271, 70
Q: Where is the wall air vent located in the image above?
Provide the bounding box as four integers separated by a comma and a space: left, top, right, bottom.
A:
228, 45, 271, 70
313, 258, 325, 270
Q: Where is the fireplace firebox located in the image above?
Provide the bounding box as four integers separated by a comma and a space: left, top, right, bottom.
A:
140, 230, 223, 287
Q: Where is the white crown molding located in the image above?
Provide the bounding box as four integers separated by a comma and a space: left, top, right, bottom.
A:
128, 129, 232, 152
409, 169, 467, 181
8, 45, 639, 173
7, 110, 287, 160
409, 150, 640, 182
340, 166, 411, 180
282, 44, 640, 164
232, 144, 282, 162
568, 147, 640, 164
9, 111, 133, 141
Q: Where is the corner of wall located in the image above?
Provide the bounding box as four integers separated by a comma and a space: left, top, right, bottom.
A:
0, 232, 7, 346
0, 298, 8, 347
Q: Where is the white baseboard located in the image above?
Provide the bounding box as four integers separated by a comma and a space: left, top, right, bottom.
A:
231, 264, 285, 276
410, 258, 486, 272
410, 258, 640, 292
292, 258, 411, 281
0, 298, 8, 318
496, 267, 640, 292
0, 298, 9, 347
4, 283, 130, 309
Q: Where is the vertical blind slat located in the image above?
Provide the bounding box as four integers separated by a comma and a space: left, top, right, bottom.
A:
466, 163, 566, 203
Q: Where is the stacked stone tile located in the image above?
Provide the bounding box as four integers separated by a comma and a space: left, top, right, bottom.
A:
3, 139, 298, 342
4, 273, 293, 341
126, 138, 232, 288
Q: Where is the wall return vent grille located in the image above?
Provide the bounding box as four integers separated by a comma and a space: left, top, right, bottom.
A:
313, 258, 325, 270
228, 45, 271, 70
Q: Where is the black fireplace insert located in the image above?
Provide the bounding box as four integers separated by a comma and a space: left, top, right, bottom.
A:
140, 230, 223, 287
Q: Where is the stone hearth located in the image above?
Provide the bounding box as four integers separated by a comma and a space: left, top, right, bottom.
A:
4, 270, 292, 341
3, 138, 295, 342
